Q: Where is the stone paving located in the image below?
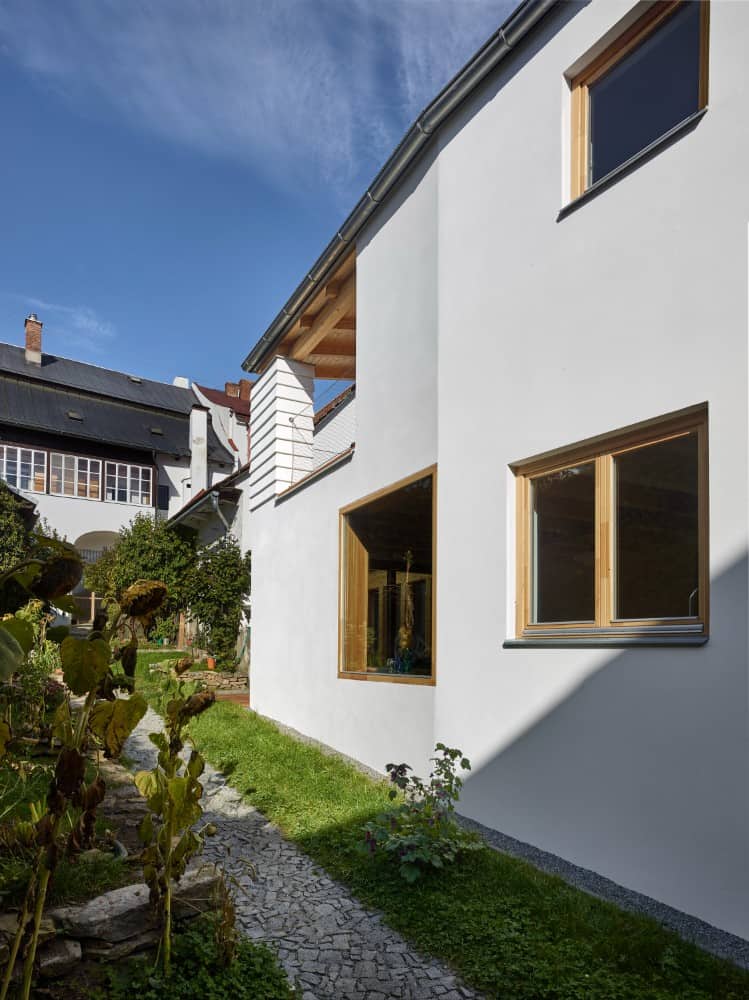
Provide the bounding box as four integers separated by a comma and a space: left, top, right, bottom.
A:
124, 707, 482, 1000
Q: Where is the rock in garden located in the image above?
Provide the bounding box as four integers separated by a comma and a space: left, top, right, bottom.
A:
38, 938, 82, 978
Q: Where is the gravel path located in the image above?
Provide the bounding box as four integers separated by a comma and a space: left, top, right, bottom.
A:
124, 707, 481, 1000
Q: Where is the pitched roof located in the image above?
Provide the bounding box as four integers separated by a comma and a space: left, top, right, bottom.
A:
168, 463, 250, 525
194, 383, 251, 419
0, 343, 195, 414
313, 384, 355, 427
0, 375, 231, 463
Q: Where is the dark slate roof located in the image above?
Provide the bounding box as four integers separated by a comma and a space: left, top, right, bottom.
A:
0, 373, 232, 464
0, 343, 195, 414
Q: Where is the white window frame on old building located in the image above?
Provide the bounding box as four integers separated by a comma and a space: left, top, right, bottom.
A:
0, 445, 46, 493
105, 462, 152, 506
50, 453, 102, 500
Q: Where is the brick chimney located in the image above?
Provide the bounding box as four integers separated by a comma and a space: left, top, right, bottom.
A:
224, 381, 240, 397
238, 378, 252, 401
24, 313, 42, 365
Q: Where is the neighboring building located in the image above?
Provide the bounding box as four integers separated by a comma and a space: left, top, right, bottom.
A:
0, 314, 235, 592
193, 380, 252, 467
240, 0, 749, 942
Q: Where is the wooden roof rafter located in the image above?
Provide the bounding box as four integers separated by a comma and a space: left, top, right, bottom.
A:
270, 251, 356, 380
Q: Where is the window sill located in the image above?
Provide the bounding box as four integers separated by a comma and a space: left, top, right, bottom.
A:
338, 671, 435, 686
558, 107, 708, 221
503, 634, 708, 649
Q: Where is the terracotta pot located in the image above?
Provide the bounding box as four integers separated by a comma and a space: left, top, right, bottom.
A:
205, 656, 216, 671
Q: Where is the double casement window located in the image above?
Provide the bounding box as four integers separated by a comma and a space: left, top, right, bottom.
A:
50, 454, 101, 499
514, 408, 708, 640
339, 468, 435, 683
0, 446, 46, 493
105, 463, 152, 506
570, 1, 709, 199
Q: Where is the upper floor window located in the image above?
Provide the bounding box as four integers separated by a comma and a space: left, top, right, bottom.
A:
571, 1, 709, 199
513, 407, 708, 640
105, 462, 152, 506
0, 446, 46, 493
51, 453, 101, 499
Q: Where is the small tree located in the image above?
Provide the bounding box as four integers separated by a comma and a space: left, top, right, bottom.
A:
185, 539, 250, 669
0, 482, 36, 574
84, 514, 197, 641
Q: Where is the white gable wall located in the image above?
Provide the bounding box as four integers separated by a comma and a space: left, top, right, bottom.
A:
248, 150, 440, 777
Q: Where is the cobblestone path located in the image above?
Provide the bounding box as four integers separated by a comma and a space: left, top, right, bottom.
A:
125, 707, 482, 1000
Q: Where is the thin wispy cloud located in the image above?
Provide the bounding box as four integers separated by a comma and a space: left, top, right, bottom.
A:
0, 293, 115, 354
0, 0, 512, 201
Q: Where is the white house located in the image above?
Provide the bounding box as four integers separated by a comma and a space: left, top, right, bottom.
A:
240, 0, 749, 941
0, 314, 235, 608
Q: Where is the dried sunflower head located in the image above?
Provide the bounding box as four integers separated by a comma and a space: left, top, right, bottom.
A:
31, 554, 83, 601
174, 656, 192, 677
120, 580, 167, 617
180, 690, 216, 721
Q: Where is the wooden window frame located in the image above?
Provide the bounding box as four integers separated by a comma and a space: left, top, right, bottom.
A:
514, 407, 708, 640
338, 465, 437, 686
570, 0, 710, 200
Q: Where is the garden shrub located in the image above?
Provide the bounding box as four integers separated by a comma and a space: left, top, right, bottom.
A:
363, 743, 482, 882
184, 539, 250, 669
100, 915, 297, 1000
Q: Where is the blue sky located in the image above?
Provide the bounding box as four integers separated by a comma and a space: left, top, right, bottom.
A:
0, 0, 512, 395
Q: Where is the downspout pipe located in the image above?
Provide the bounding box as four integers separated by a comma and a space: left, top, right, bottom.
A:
242, 0, 558, 374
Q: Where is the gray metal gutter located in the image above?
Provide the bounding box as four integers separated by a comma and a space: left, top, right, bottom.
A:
242, 0, 559, 373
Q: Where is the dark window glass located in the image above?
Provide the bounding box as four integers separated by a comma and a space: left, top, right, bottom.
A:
531, 463, 595, 623
157, 484, 170, 511
343, 475, 432, 676
615, 433, 699, 619
589, 1, 701, 184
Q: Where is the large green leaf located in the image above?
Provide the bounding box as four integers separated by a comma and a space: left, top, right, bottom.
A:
0, 616, 34, 654
46, 625, 71, 645
0, 627, 24, 681
53, 596, 78, 615
60, 637, 110, 695
135, 769, 164, 815
89, 694, 147, 758
52, 700, 73, 745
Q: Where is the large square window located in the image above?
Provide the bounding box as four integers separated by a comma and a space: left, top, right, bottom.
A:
570, 1, 709, 199
340, 469, 434, 682
515, 407, 708, 639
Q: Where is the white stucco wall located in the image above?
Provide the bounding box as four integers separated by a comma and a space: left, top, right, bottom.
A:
249, 151, 440, 777
247, 0, 749, 939
431, 0, 749, 938
29, 490, 152, 546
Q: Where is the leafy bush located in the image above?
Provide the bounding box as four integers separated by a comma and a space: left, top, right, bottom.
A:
100, 915, 297, 1000
363, 743, 482, 882
184, 539, 250, 669
84, 514, 196, 636
0, 483, 36, 575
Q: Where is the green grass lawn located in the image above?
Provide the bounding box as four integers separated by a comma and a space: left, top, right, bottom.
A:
135, 655, 749, 1000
